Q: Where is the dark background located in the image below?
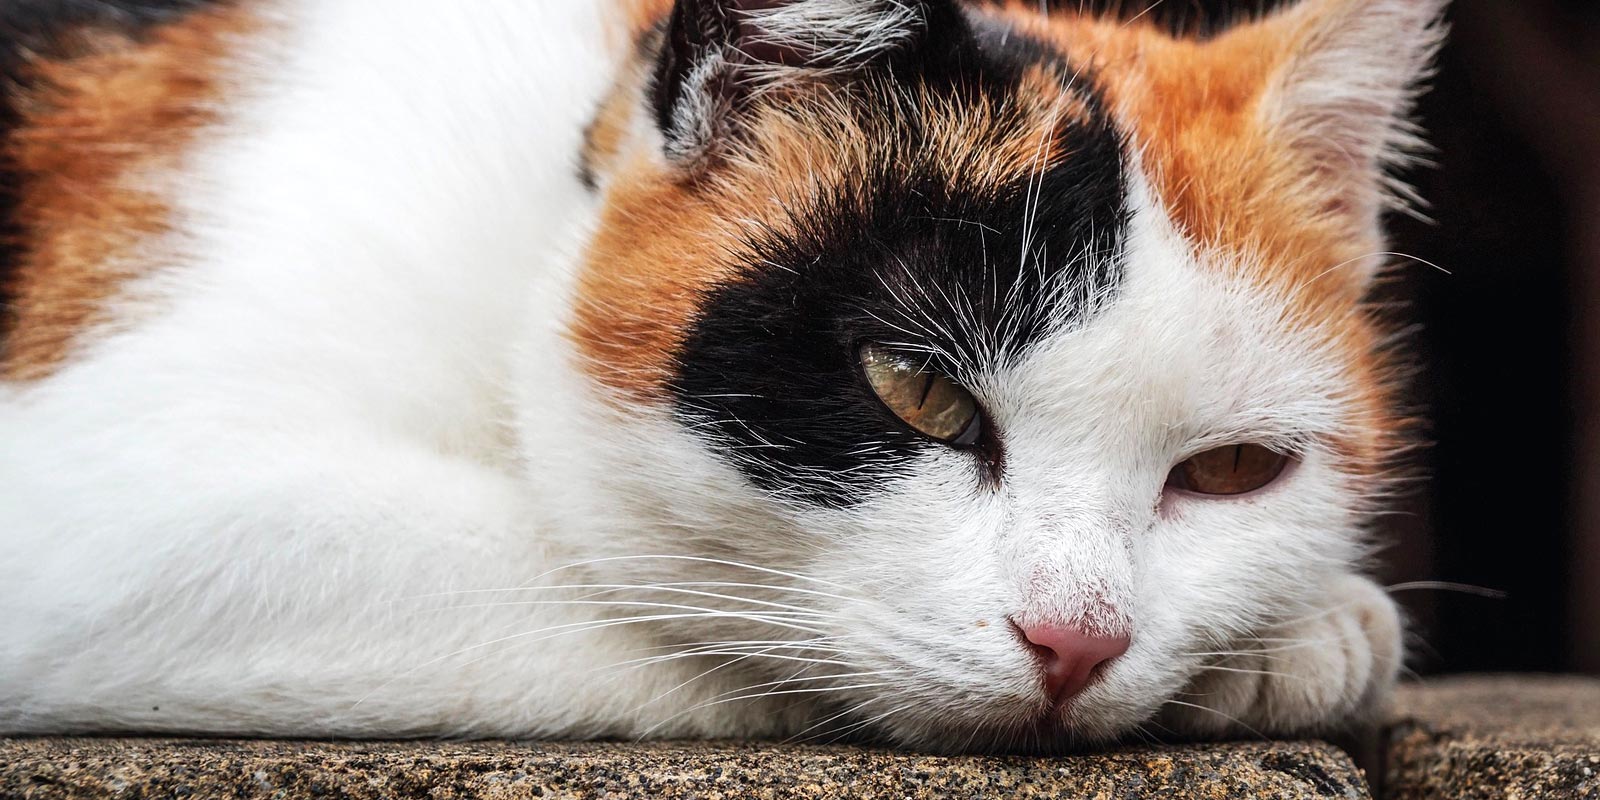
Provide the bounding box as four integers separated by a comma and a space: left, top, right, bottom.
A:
1064, 0, 1600, 675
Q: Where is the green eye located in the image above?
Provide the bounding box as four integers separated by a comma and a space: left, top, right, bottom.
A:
859, 343, 982, 447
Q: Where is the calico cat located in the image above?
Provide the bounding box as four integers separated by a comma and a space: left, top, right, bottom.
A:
0, 0, 1440, 751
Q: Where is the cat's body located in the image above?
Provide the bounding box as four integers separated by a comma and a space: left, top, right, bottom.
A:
0, 0, 1437, 751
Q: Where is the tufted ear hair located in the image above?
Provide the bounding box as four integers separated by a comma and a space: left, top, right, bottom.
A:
1255, 0, 1449, 231
649, 0, 947, 166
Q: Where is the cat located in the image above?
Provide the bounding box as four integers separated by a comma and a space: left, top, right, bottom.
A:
0, 0, 1441, 752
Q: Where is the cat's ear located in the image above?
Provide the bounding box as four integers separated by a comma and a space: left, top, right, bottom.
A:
650, 0, 943, 166
1252, 0, 1448, 227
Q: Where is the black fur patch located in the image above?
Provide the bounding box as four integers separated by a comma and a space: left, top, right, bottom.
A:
670, 17, 1130, 507
0, 0, 222, 358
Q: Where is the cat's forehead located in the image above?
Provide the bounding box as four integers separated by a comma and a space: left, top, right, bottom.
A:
576, 15, 1136, 397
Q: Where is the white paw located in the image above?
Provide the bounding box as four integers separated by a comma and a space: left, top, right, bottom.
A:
1159, 574, 1403, 737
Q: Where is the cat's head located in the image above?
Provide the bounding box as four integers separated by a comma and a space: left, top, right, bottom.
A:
562, 0, 1441, 750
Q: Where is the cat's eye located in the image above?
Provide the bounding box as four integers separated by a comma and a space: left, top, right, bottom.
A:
1166, 444, 1290, 496
859, 343, 981, 447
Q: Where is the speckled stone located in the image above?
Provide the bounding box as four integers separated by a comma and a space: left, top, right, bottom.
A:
1385, 675, 1600, 800
0, 738, 1371, 800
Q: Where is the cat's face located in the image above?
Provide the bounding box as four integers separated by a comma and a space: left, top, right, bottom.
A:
564, 0, 1439, 749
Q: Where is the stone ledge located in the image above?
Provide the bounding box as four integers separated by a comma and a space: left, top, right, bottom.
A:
1, 739, 1368, 800
13, 676, 1600, 800
1384, 674, 1600, 800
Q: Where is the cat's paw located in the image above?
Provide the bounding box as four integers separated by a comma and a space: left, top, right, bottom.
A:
1158, 574, 1403, 737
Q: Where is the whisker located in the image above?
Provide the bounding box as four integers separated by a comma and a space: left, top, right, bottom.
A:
512, 555, 851, 591
620, 633, 870, 656
784, 695, 890, 743
417, 586, 838, 617
1160, 698, 1266, 739
408, 598, 831, 627
813, 696, 914, 746
1251, 597, 1377, 631
623, 649, 856, 673
352, 608, 833, 708
630, 641, 860, 710
1184, 636, 1348, 659
1192, 663, 1315, 686
637, 679, 898, 740
643, 662, 893, 715
1384, 580, 1508, 599
1304, 250, 1452, 287
405, 580, 862, 606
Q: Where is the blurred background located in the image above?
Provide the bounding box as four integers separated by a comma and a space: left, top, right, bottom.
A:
1071, 0, 1600, 676
1383, 0, 1600, 677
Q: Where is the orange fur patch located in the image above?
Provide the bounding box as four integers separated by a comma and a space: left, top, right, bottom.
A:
580, 74, 642, 191
613, 0, 673, 46
0, 5, 254, 381
571, 167, 724, 399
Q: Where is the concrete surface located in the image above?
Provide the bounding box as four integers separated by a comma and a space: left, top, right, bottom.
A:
1384, 674, 1600, 800
0, 738, 1369, 799
8, 676, 1600, 799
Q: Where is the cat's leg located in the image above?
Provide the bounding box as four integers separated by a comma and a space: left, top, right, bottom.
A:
1157, 573, 1404, 737
0, 434, 580, 735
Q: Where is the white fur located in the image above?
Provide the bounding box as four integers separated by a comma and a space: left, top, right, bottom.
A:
746, 0, 924, 63
0, 0, 1422, 748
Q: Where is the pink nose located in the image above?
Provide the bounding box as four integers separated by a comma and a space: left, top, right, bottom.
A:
1013, 621, 1131, 705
